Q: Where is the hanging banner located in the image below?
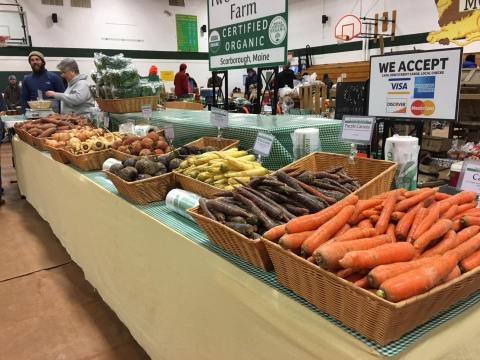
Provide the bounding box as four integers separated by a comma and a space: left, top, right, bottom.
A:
368, 48, 462, 121
208, 0, 288, 71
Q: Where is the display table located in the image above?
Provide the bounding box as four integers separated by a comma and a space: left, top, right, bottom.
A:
1, 114, 25, 129
110, 109, 350, 170
13, 137, 480, 360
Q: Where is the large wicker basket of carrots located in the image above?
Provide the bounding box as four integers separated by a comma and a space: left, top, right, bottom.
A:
264, 188, 480, 345
280, 152, 397, 200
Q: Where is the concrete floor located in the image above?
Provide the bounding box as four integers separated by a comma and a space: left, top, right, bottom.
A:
0, 141, 149, 360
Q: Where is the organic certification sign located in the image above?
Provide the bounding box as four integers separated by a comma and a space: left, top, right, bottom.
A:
458, 160, 480, 194
341, 115, 375, 144
208, 0, 288, 71
368, 48, 462, 121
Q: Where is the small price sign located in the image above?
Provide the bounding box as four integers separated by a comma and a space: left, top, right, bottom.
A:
253, 132, 275, 157
457, 160, 480, 195
340, 115, 375, 144
210, 107, 229, 129
142, 105, 153, 119
164, 123, 175, 141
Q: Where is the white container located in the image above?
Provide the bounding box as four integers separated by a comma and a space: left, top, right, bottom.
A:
385, 135, 420, 190
102, 158, 122, 171
292, 128, 321, 160
166, 189, 200, 221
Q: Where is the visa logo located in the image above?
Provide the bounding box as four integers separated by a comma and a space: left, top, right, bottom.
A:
391, 82, 408, 90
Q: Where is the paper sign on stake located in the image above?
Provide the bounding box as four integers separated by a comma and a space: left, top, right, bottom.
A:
253, 132, 275, 157
341, 115, 375, 144
164, 123, 175, 141
142, 105, 152, 119
457, 160, 480, 195
210, 107, 229, 129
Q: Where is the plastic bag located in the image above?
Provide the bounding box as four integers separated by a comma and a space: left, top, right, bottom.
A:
101, 66, 140, 88
94, 52, 131, 71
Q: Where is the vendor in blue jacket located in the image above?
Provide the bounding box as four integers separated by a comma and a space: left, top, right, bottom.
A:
20, 51, 65, 113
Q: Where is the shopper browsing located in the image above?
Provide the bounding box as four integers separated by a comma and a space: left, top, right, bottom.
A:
45, 58, 94, 116
245, 68, 258, 98
207, 73, 222, 88
174, 63, 189, 99
276, 63, 295, 90
186, 73, 198, 93
20, 51, 65, 113
4, 75, 21, 111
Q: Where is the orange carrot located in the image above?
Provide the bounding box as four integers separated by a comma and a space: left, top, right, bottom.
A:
395, 203, 421, 241
391, 212, 405, 222
443, 265, 461, 283
339, 242, 416, 269
377, 252, 457, 302
357, 219, 373, 229
449, 191, 478, 206
411, 205, 440, 241
460, 250, 480, 272
420, 230, 458, 257
314, 234, 393, 270
448, 233, 480, 262
441, 204, 458, 220
354, 276, 370, 289
375, 190, 398, 235
367, 256, 440, 288
395, 188, 437, 212
263, 224, 286, 242
432, 199, 453, 215
453, 202, 477, 219
387, 223, 397, 242
461, 216, 480, 227
336, 267, 357, 279
370, 214, 380, 225
332, 227, 376, 242
372, 189, 406, 200
434, 192, 451, 201
452, 219, 462, 232
362, 209, 380, 218
413, 219, 453, 251
404, 189, 425, 198
301, 205, 357, 256
349, 198, 384, 225
334, 223, 351, 238
279, 230, 315, 251
286, 194, 358, 234
407, 207, 428, 243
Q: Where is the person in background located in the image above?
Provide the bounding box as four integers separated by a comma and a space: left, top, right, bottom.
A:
186, 73, 198, 93
4, 75, 21, 111
20, 51, 65, 113
276, 63, 295, 90
463, 54, 477, 68
207, 73, 222, 88
322, 73, 333, 95
148, 65, 160, 81
45, 58, 94, 116
245, 68, 258, 98
174, 63, 189, 98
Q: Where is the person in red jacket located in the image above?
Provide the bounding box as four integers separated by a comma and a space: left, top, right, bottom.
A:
174, 63, 189, 98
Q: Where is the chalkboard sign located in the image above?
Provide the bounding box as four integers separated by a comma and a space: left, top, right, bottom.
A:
334, 81, 368, 120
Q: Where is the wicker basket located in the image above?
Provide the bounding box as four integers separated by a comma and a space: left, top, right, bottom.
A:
31, 136, 49, 151
61, 149, 112, 171
96, 96, 158, 114
279, 152, 397, 200
188, 206, 272, 271
264, 240, 480, 345
184, 137, 240, 151
14, 127, 30, 144
175, 173, 225, 199
44, 144, 69, 164
105, 171, 175, 204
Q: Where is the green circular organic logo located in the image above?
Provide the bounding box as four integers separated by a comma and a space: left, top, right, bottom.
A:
209, 30, 221, 54
269, 16, 287, 45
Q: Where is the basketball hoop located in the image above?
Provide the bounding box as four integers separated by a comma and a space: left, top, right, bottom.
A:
0, 36, 10, 47
334, 15, 362, 41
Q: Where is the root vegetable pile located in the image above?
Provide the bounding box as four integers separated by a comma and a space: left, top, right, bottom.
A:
112, 131, 172, 156
15, 114, 91, 138
197, 167, 360, 238
264, 187, 480, 302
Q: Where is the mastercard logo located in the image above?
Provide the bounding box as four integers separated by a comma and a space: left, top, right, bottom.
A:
411, 100, 435, 116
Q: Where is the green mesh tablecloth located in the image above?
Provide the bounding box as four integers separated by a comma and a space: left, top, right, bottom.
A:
109, 109, 350, 170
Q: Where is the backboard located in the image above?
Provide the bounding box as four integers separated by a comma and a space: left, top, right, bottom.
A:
335, 14, 362, 41
0, 0, 30, 47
